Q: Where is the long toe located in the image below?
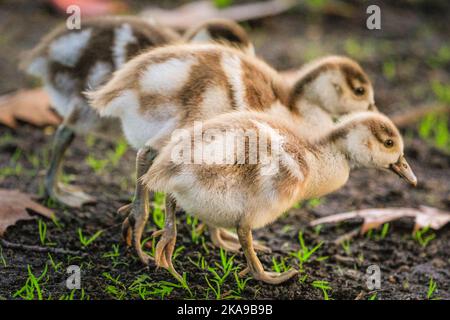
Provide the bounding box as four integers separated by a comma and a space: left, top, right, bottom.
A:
212, 229, 271, 253
154, 230, 178, 272
135, 238, 152, 266
121, 217, 132, 247
168, 264, 183, 284
154, 234, 170, 269
211, 236, 241, 252
117, 203, 133, 217
149, 229, 165, 250
152, 229, 165, 238
254, 269, 299, 285
155, 245, 168, 269
135, 231, 153, 265
160, 239, 183, 283
253, 242, 272, 254
138, 252, 152, 266
211, 228, 242, 252
238, 267, 250, 278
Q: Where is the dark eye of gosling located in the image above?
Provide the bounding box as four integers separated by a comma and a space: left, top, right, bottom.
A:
384, 139, 394, 148
354, 87, 365, 96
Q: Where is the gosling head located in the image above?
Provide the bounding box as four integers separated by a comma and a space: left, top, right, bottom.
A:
289, 56, 376, 117
183, 18, 254, 55
331, 112, 417, 186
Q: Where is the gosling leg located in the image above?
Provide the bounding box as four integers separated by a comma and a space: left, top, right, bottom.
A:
121, 145, 157, 265
153, 194, 182, 282
237, 225, 298, 285
45, 124, 95, 208
209, 225, 272, 253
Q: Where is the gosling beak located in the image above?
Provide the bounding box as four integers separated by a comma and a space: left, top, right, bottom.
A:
389, 155, 417, 186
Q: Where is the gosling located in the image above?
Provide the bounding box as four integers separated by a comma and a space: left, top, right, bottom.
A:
20, 16, 179, 207
21, 17, 250, 208
88, 43, 377, 262
142, 111, 417, 284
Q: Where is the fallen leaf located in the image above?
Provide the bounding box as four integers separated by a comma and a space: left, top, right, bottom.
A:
0, 88, 61, 128
0, 189, 54, 237
310, 206, 450, 234
50, 0, 128, 16
140, 0, 297, 30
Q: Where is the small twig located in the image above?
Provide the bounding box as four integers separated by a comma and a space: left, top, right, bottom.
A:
0, 238, 86, 257
311, 206, 450, 234
391, 103, 449, 128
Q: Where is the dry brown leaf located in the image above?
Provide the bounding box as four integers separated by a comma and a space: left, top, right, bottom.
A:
310, 206, 450, 234
0, 88, 61, 128
0, 189, 54, 237
140, 0, 297, 30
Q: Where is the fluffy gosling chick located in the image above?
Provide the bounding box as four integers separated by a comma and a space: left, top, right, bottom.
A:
114, 18, 254, 216
20, 17, 250, 209
206, 55, 377, 252
142, 111, 417, 284
88, 44, 378, 262
20, 16, 179, 208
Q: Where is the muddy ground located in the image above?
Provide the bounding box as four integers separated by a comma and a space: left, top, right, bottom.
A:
0, 1, 449, 300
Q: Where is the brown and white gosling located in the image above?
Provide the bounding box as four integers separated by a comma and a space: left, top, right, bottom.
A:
20, 16, 179, 207
141, 111, 417, 284
21, 17, 250, 208
206, 55, 378, 252
88, 43, 377, 262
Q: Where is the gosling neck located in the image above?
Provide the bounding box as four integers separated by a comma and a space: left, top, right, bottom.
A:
294, 97, 335, 137
302, 136, 351, 199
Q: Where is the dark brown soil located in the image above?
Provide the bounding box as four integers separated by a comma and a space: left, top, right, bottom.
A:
0, 0, 449, 300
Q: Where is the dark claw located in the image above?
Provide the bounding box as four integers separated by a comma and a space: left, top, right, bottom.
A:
121, 217, 132, 247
